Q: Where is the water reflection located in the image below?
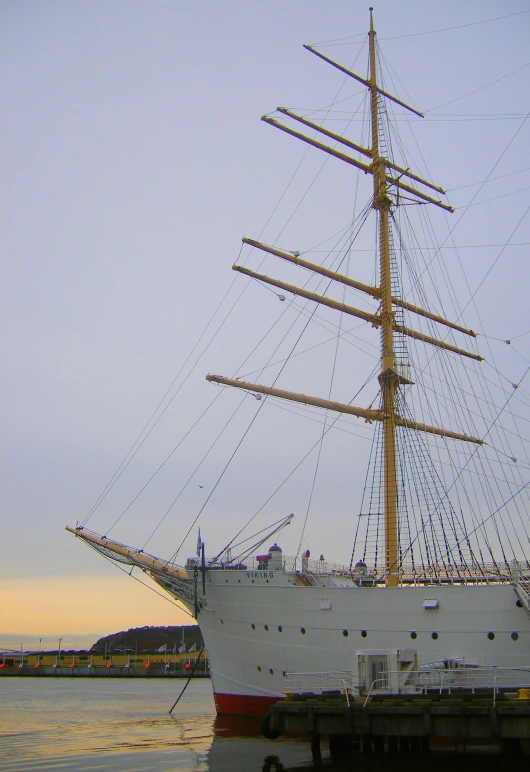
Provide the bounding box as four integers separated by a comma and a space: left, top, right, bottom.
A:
207, 715, 528, 771
208, 716, 311, 771
1, 679, 527, 771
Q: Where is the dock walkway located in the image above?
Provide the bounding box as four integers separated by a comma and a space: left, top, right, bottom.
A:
267, 691, 530, 756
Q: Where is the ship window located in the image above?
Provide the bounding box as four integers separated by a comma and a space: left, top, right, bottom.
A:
361, 630, 367, 638
238, 579, 241, 583
257, 666, 261, 672
511, 632, 519, 641
410, 631, 417, 640
269, 668, 273, 675
516, 599, 523, 608
342, 630, 348, 637
431, 632, 439, 640
264, 625, 268, 631
282, 671, 286, 677
422, 599, 439, 610
278, 626, 282, 632
220, 620, 224, 624
487, 632, 495, 640
251, 623, 255, 630
300, 627, 306, 634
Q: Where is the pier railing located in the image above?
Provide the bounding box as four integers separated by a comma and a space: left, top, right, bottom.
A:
285, 666, 530, 706
285, 671, 358, 705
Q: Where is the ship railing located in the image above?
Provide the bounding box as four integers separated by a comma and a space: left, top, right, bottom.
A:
362, 666, 530, 705
200, 554, 530, 585
204, 555, 352, 576
203, 555, 302, 572
395, 561, 530, 585
284, 671, 358, 705
297, 559, 530, 583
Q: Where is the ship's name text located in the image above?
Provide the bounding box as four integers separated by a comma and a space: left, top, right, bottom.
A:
246, 571, 274, 579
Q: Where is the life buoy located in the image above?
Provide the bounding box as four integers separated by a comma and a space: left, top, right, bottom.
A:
261, 711, 281, 740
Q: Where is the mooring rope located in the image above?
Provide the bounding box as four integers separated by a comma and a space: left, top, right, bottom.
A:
168, 645, 206, 715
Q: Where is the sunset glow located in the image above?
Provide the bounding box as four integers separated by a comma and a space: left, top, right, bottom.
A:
2, 573, 192, 644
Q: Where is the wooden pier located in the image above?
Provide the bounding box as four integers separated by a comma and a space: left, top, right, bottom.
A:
266, 690, 530, 756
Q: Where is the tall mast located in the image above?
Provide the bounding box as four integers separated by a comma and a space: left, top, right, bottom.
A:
201, 10, 480, 582
369, 8, 399, 587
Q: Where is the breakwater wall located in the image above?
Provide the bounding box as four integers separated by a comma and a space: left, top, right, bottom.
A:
0, 664, 210, 678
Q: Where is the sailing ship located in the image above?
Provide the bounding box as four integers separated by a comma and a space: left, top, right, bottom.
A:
67, 10, 530, 716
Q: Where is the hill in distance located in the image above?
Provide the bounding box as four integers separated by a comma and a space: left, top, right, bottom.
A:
90, 625, 203, 653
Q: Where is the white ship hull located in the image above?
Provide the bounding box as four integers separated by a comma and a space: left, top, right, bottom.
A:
167, 567, 530, 715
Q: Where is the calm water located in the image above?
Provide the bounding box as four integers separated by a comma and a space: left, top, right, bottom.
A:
0, 678, 526, 771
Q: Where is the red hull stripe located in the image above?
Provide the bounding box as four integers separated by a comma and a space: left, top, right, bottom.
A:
214, 691, 283, 717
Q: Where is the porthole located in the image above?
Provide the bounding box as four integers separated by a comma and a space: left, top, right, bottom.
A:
269, 668, 273, 675
516, 599, 523, 608
252, 579, 255, 584
220, 619, 224, 625
431, 632, 438, 640
238, 579, 241, 583
301, 627, 306, 634
511, 632, 519, 641
251, 623, 255, 630
264, 625, 269, 631
361, 630, 367, 638
278, 626, 283, 632
282, 671, 286, 677
266, 580, 269, 583
342, 630, 348, 637
257, 666, 261, 672
487, 632, 495, 641
410, 631, 417, 640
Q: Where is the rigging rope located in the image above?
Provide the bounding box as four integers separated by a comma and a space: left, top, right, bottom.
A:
309, 9, 530, 47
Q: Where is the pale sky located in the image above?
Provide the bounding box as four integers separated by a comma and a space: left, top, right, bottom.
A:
2, 0, 529, 647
